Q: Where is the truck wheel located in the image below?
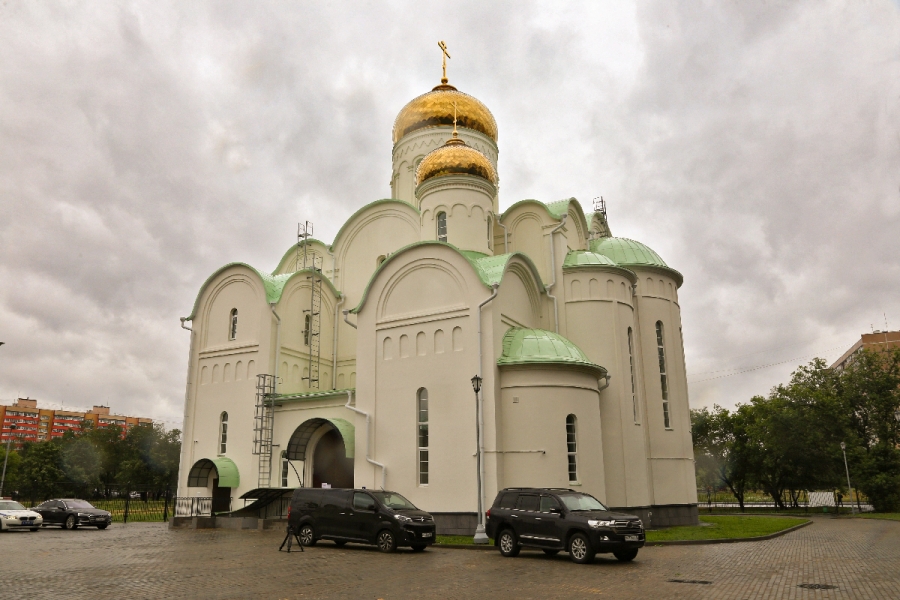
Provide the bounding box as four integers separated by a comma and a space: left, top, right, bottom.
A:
377, 530, 397, 553
299, 524, 316, 546
568, 532, 595, 564
498, 529, 520, 557
613, 548, 638, 562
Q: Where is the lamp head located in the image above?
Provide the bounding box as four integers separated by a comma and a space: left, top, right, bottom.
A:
840, 441, 846, 451
471, 374, 482, 393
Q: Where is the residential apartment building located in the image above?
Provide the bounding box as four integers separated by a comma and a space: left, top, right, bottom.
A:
831, 330, 900, 371
0, 398, 153, 445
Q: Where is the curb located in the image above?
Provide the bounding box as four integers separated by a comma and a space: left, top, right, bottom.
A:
434, 543, 496, 550
647, 519, 812, 546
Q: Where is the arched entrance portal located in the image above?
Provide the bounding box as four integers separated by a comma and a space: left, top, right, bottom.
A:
286, 418, 355, 489
187, 457, 240, 513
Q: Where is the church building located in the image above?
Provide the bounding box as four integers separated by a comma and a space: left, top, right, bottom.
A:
176, 52, 699, 531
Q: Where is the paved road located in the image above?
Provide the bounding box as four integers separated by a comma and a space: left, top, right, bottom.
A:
1, 517, 898, 599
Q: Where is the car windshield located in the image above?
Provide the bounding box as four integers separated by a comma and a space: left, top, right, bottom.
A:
0, 501, 26, 510
558, 493, 608, 512
370, 492, 418, 510
65, 500, 95, 510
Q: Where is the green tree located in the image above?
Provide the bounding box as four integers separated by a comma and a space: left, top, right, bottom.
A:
18, 441, 65, 503
60, 435, 102, 487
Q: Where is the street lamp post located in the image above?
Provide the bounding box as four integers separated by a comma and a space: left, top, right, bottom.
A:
839, 441, 856, 515
0, 424, 17, 498
471, 374, 489, 544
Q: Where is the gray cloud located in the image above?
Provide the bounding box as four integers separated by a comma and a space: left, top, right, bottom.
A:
1, 1, 897, 425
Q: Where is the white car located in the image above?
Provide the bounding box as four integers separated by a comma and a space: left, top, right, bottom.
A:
0, 500, 43, 532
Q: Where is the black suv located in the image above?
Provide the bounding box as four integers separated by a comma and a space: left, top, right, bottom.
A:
486, 488, 644, 564
287, 488, 436, 553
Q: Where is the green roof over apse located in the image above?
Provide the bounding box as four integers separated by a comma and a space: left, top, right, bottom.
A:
590, 237, 668, 267
563, 250, 619, 268
497, 328, 607, 376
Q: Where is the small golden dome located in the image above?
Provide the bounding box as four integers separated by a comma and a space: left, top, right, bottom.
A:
393, 83, 498, 144
415, 135, 498, 185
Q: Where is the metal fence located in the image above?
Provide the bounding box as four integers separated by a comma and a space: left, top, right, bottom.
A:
9, 483, 175, 523
696, 489, 872, 512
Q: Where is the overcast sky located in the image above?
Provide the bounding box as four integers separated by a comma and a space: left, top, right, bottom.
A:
1, 1, 898, 429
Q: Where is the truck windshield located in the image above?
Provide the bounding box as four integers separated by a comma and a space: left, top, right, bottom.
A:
371, 492, 418, 510
558, 493, 608, 512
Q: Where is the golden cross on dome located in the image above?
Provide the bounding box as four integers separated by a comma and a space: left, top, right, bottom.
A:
438, 40, 451, 84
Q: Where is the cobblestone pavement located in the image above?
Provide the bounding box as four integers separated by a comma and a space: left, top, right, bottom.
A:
1, 516, 898, 599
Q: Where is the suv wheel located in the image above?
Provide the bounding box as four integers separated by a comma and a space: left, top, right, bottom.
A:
613, 548, 638, 562
299, 524, 316, 547
498, 529, 521, 557
377, 530, 397, 553
568, 532, 595, 564
64, 515, 78, 530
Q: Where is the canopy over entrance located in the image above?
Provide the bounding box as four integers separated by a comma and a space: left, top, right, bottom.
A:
187, 457, 240, 488
286, 418, 355, 461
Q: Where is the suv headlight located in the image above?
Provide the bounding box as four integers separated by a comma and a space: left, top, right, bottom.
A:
394, 514, 413, 523
588, 520, 616, 529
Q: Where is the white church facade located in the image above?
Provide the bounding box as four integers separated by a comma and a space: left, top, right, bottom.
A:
176, 64, 699, 531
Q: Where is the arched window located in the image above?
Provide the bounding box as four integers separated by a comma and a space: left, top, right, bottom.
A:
229, 309, 238, 341
628, 328, 638, 423
281, 450, 289, 487
417, 388, 429, 485
436, 212, 448, 243
304, 314, 311, 346
219, 412, 228, 455
566, 415, 578, 483
656, 321, 670, 428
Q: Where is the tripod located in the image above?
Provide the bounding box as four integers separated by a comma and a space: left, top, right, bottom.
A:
279, 525, 304, 553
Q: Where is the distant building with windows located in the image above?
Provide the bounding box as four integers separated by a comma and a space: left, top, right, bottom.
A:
831, 330, 900, 371
178, 64, 698, 530
0, 398, 153, 446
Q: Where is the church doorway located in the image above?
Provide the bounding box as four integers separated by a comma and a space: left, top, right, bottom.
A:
286, 418, 355, 489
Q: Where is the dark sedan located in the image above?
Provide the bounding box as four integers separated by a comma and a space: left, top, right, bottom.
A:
33, 499, 112, 530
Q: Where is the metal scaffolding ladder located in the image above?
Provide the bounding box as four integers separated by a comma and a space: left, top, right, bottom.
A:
298, 221, 322, 390
253, 374, 276, 487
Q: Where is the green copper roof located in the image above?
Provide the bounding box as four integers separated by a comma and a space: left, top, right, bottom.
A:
184, 263, 340, 321
351, 242, 545, 314
497, 327, 607, 376
590, 237, 667, 267
545, 199, 574, 219
563, 250, 619, 269
211, 456, 240, 488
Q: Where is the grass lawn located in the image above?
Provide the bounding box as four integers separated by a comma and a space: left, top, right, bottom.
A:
646, 516, 808, 542
854, 513, 900, 521
435, 535, 491, 545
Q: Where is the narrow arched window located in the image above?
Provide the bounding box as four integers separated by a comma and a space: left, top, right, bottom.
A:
229, 309, 238, 341
656, 321, 670, 428
303, 314, 311, 346
436, 212, 447, 243
566, 415, 578, 483
219, 412, 228, 455
281, 450, 289, 487
628, 328, 638, 423
418, 388, 429, 485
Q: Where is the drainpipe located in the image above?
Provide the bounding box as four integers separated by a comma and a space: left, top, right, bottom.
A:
344, 390, 386, 489
270, 305, 281, 393
342, 309, 357, 329
474, 283, 500, 544
332, 296, 344, 389
598, 374, 612, 392
179, 318, 196, 493
498, 220, 509, 254
546, 215, 567, 333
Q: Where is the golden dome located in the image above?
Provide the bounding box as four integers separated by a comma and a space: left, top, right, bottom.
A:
393, 83, 498, 144
415, 135, 498, 185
